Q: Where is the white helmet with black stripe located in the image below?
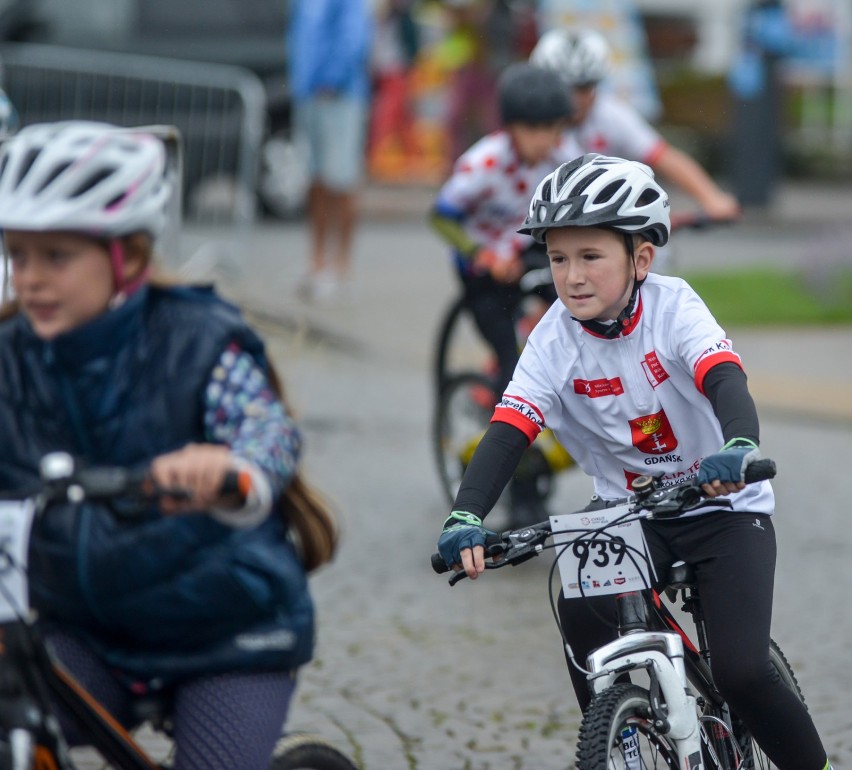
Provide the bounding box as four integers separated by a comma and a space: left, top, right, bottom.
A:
519, 153, 670, 246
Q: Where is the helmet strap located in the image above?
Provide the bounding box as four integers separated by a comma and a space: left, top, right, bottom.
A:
108, 238, 149, 309
574, 233, 642, 339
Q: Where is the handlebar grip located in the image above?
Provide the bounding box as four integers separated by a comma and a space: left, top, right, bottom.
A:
744, 458, 776, 484
430, 531, 504, 576
220, 469, 252, 501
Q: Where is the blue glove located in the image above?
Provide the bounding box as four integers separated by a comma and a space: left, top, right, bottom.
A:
698, 438, 761, 486
437, 511, 494, 568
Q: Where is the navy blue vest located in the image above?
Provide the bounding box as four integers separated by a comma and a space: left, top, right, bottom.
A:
0, 286, 314, 685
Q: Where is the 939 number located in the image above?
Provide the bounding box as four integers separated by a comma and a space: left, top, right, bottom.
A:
572, 536, 627, 570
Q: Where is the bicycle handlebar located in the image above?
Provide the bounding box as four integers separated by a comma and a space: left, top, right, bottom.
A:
669, 212, 739, 233
431, 458, 776, 583
0, 452, 251, 510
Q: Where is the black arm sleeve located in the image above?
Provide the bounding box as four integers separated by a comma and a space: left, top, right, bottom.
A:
451, 421, 530, 521
702, 362, 760, 446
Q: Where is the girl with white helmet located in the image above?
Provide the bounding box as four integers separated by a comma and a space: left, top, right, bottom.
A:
531, 28, 741, 223
0, 121, 337, 770
437, 154, 832, 770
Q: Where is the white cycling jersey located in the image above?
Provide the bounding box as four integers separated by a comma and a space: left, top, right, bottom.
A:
573, 92, 667, 166
493, 273, 774, 514
435, 130, 583, 261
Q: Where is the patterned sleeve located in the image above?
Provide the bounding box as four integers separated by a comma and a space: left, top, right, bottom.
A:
203, 342, 301, 499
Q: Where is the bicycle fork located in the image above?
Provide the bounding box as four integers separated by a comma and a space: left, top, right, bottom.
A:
585, 592, 704, 768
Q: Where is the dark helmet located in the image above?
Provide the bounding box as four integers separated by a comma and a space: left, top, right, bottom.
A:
498, 62, 573, 126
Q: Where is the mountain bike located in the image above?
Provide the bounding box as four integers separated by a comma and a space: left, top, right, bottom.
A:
0, 452, 357, 770
432, 459, 806, 768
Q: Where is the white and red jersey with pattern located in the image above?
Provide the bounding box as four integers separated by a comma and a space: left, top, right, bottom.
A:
492, 273, 774, 514
572, 92, 667, 166
434, 130, 583, 262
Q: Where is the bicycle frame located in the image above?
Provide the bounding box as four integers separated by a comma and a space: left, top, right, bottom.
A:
0, 568, 164, 769
583, 592, 704, 762
582, 581, 747, 770
0, 455, 357, 770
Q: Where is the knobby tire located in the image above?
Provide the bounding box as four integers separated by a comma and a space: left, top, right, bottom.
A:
575, 683, 680, 769
270, 733, 357, 770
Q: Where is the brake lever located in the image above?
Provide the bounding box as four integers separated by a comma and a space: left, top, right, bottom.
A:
641, 486, 733, 519
448, 558, 510, 586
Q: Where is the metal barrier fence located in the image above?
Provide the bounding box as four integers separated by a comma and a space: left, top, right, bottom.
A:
0, 43, 267, 229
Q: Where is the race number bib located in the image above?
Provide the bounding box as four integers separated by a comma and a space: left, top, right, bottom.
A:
0, 501, 36, 623
551, 505, 656, 600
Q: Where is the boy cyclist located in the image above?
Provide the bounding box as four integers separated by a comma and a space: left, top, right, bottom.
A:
437, 154, 833, 769
530, 27, 740, 222
430, 61, 581, 525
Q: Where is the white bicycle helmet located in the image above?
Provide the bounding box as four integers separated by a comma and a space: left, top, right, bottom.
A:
0, 121, 173, 238
530, 28, 611, 87
519, 153, 670, 246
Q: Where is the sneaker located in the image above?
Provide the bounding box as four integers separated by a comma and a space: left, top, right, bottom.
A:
310, 271, 340, 301
295, 270, 344, 302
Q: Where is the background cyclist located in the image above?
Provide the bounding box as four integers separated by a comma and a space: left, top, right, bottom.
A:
429, 61, 580, 526
437, 154, 833, 770
0, 121, 337, 770
530, 27, 741, 223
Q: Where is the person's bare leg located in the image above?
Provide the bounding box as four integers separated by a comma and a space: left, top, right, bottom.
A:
308, 181, 330, 275
330, 188, 357, 280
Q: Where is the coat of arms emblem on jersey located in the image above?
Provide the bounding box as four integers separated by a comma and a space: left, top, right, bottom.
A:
629, 409, 678, 454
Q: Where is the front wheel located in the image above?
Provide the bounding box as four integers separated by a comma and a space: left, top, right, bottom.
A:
575, 683, 680, 769
270, 733, 358, 770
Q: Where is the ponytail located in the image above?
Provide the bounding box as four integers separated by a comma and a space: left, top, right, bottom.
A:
265, 365, 339, 572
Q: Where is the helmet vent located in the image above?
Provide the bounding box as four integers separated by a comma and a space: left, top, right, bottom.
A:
637, 188, 661, 206
569, 168, 605, 197
34, 161, 71, 195
69, 168, 116, 199
14, 148, 41, 190
594, 180, 625, 204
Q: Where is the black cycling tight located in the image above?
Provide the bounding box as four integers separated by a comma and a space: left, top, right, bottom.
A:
46, 631, 295, 770
461, 272, 524, 397
557, 511, 828, 770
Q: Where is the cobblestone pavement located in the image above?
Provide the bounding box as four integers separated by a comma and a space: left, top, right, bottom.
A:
72, 188, 852, 767
233, 216, 850, 769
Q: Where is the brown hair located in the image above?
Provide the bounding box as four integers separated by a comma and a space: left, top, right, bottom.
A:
1, 233, 339, 572
263, 366, 339, 572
